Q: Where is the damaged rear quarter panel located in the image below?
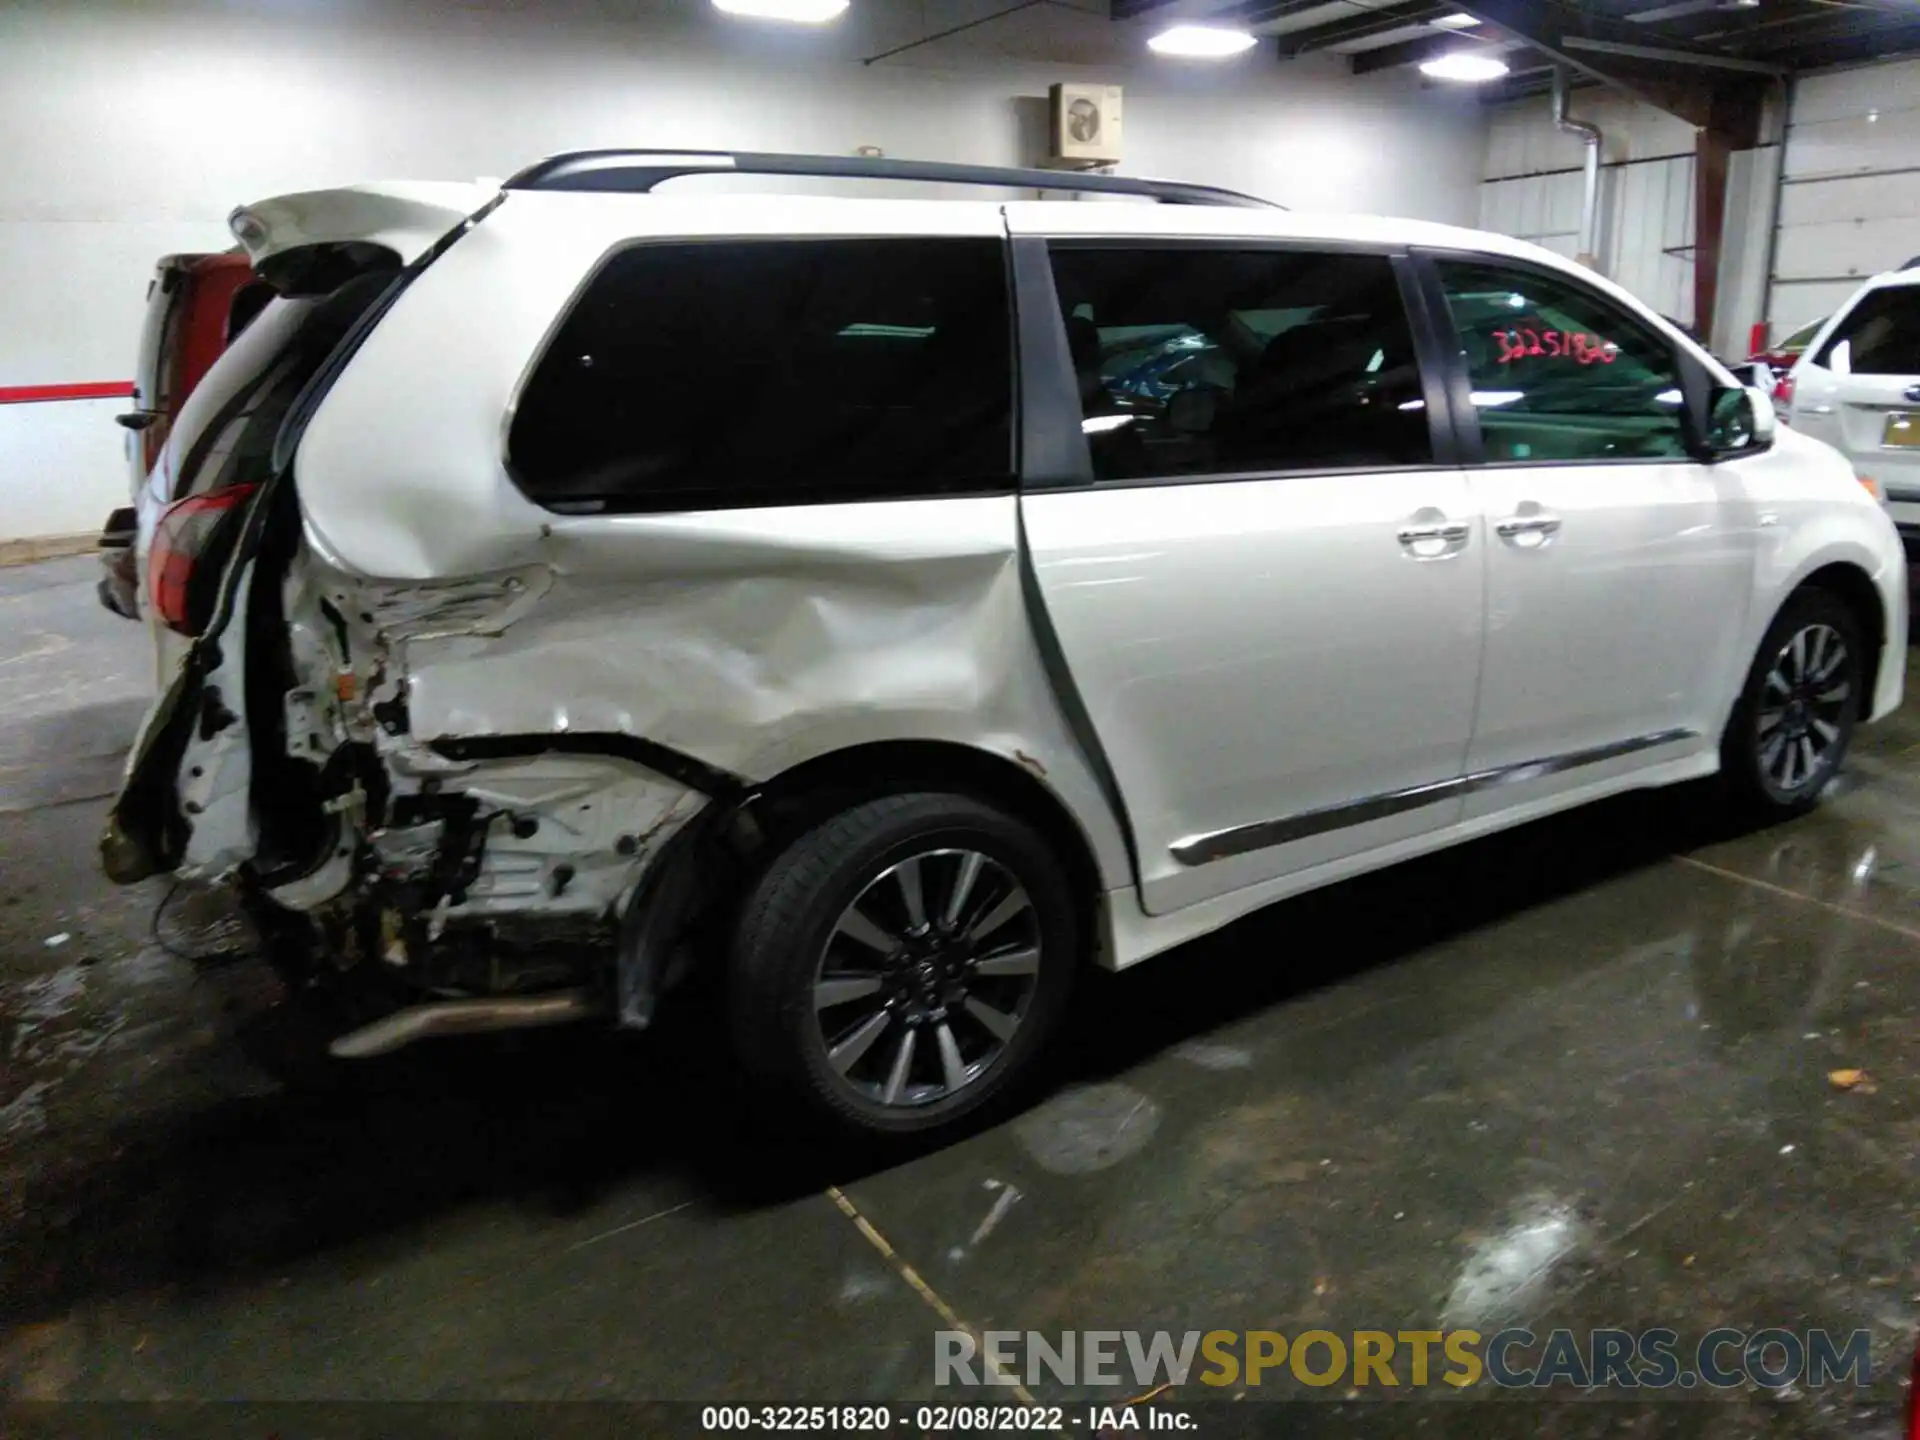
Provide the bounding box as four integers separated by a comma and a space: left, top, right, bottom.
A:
324, 498, 1132, 900
288, 192, 1135, 915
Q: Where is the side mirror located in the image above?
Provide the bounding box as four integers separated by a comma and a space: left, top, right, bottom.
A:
1699, 385, 1771, 460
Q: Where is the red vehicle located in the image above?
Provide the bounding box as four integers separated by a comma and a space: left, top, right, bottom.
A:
97, 252, 270, 618
1751, 314, 1820, 395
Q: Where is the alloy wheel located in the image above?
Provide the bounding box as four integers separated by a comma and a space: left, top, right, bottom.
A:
1756, 622, 1851, 794
811, 848, 1041, 1109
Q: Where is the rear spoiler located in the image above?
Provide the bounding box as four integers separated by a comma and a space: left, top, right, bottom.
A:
227, 181, 499, 294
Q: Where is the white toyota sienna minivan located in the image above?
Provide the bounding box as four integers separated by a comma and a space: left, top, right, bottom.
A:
105, 150, 1906, 1141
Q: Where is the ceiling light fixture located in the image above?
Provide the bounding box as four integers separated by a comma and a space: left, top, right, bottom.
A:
1430, 12, 1484, 28
1147, 25, 1259, 58
712, 0, 850, 22
1419, 50, 1511, 81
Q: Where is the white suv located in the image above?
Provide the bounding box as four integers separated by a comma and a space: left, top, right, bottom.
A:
1785, 263, 1920, 544
104, 151, 1906, 1140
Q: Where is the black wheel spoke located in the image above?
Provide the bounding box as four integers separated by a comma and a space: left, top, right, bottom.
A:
934, 1021, 968, 1095
828, 1010, 891, 1075
815, 976, 884, 1009
942, 851, 984, 930
1761, 730, 1788, 774
963, 995, 1018, 1042
966, 889, 1031, 945
881, 1028, 917, 1105
893, 855, 927, 931
835, 906, 899, 956
973, 945, 1039, 978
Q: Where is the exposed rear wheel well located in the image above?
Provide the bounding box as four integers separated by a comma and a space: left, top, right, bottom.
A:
620, 741, 1113, 1027
743, 741, 1105, 942
1796, 563, 1885, 712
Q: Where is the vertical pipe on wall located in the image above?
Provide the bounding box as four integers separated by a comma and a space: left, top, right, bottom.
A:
1552, 67, 1603, 271
1754, 76, 1792, 349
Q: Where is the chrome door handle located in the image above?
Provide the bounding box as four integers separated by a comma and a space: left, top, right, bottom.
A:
1495, 514, 1562, 538
1397, 521, 1472, 544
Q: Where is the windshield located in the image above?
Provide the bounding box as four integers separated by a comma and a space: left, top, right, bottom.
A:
1782, 317, 1825, 351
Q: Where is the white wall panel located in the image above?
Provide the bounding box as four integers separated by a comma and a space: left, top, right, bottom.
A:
0, 0, 1487, 541
0, 399, 128, 540
0, 221, 226, 386
1768, 56, 1920, 340
1479, 88, 1698, 330
1483, 89, 1693, 180
1785, 115, 1920, 182
1477, 153, 1694, 322
1791, 61, 1920, 123
1769, 280, 1869, 338
1607, 157, 1694, 325
1778, 172, 1920, 229
1774, 220, 1920, 283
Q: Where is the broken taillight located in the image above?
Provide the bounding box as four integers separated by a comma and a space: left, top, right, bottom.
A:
149, 484, 257, 636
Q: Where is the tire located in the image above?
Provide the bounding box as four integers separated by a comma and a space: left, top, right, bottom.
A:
1720, 586, 1863, 818
729, 792, 1078, 1139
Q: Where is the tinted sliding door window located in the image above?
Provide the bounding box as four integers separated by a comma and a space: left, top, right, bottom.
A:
508, 239, 1013, 512
1435, 258, 1688, 463
1045, 247, 1432, 482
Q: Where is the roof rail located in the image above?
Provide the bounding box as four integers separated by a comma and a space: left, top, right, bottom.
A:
502, 149, 1280, 208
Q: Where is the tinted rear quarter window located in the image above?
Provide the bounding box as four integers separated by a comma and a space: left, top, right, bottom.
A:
508, 238, 1014, 512
163, 273, 393, 501
1818, 286, 1920, 376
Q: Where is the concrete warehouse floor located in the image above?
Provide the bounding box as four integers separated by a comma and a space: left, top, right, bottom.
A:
2, 554, 1918, 1437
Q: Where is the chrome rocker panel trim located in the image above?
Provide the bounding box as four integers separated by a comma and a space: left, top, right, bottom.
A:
1169, 727, 1700, 868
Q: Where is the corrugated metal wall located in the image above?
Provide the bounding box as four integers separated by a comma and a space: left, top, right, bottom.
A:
1770, 57, 1920, 337
1479, 90, 1698, 326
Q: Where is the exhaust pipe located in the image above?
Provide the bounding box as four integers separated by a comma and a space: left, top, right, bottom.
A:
329, 989, 600, 1059
1553, 66, 1604, 271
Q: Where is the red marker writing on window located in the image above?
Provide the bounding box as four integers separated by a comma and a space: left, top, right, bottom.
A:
1493, 328, 1618, 366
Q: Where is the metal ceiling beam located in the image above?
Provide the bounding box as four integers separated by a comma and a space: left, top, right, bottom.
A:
1233, 0, 1353, 23
1450, 0, 1748, 85
1446, 0, 1784, 124
1348, 30, 1491, 71
1561, 35, 1785, 75
1276, 0, 1452, 54
1479, 68, 1560, 102
1110, 0, 1371, 18
1774, 17, 1920, 68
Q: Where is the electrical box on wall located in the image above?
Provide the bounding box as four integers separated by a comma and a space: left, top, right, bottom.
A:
1048, 83, 1123, 165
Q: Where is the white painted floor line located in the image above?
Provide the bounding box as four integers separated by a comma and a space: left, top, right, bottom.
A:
564, 1200, 693, 1253
1671, 853, 1920, 946
826, 1184, 1039, 1407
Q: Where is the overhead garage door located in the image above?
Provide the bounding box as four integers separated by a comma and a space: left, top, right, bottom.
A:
1770, 58, 1920, 337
